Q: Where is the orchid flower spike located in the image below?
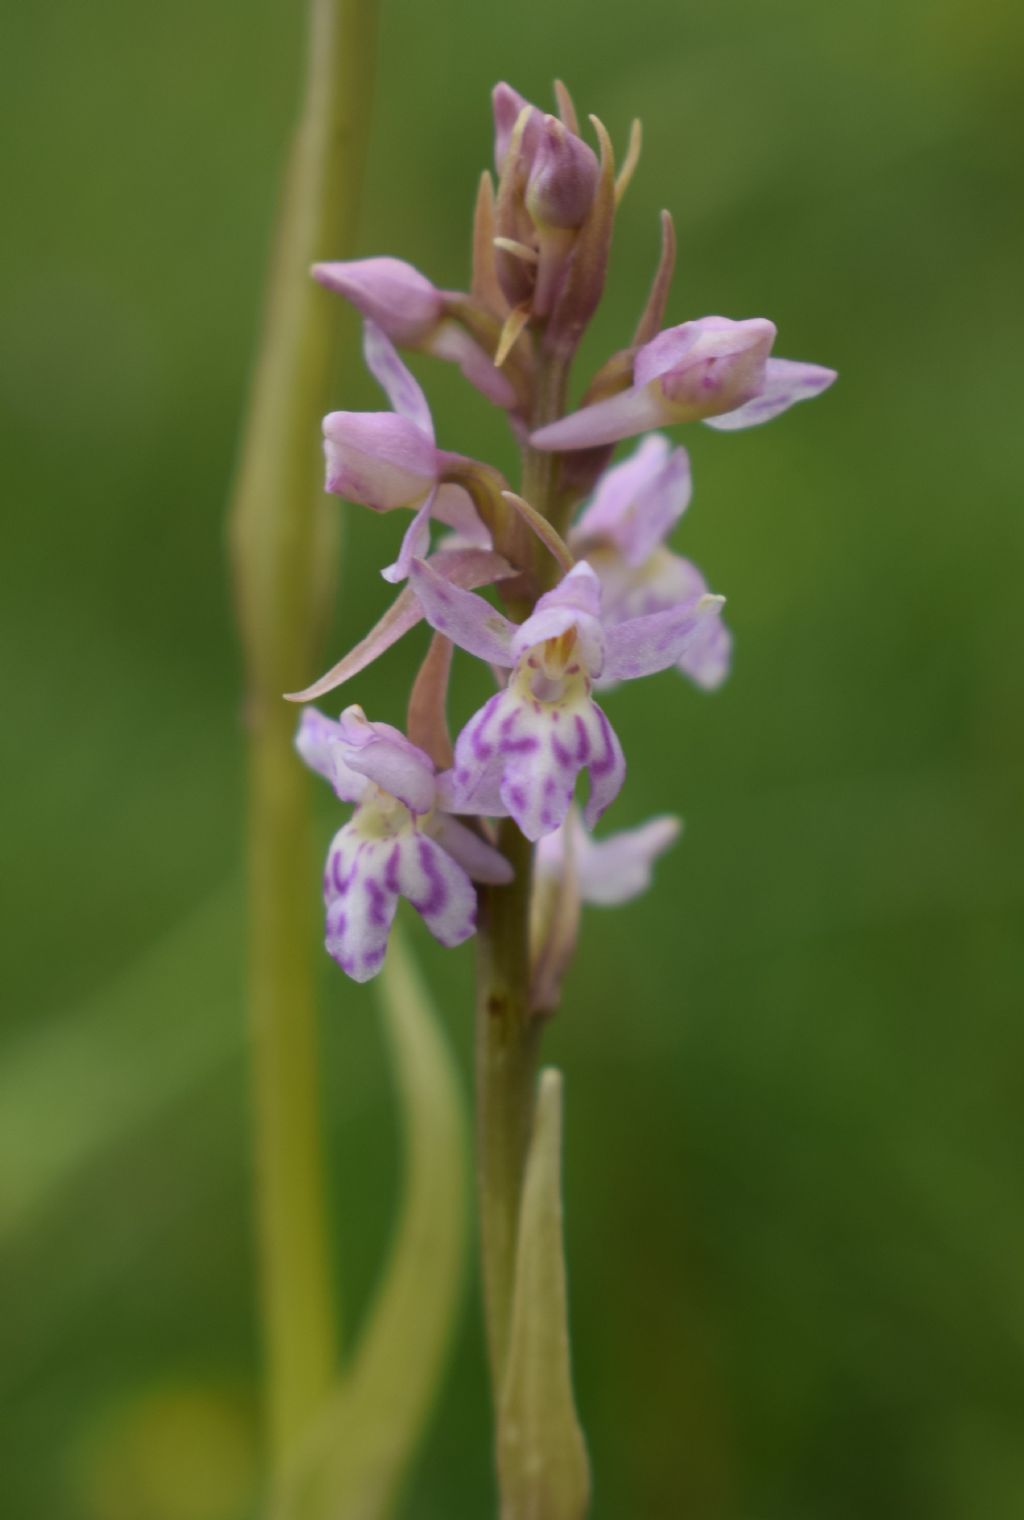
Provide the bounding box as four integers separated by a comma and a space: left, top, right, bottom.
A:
571, 434, 732, 690
531, 317, 837, 450
322, 321, 490, 582
409, 556, 725, 841
296, 705, 513, 982
530, 806, 682, 1010
490, 81, 606, 327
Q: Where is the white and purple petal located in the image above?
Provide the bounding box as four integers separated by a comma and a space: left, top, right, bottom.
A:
449, 675, 626, 841
390, 832, 478, 948
576, 699, 626, 829
323, 829, 400, 982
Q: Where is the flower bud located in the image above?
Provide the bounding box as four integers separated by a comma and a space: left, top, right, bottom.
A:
532, 316, 837, 451
634, 317, 776, 418
492, 82, 542, 174
525, 116, 599, 230
323, 411, 438, 510
313, 257, 444, 345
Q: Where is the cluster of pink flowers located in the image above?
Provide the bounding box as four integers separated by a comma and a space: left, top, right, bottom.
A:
293, 82, 835, 995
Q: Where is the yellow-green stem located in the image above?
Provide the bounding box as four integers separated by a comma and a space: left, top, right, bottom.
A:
475, 351, 571, 1393
229, 0, 378, 1472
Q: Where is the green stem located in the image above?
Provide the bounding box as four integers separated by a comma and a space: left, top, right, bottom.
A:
475, 351, 571, 1394
520, 358, 570, 524
229, 0, 378, 1472
475, 823, 542, 1383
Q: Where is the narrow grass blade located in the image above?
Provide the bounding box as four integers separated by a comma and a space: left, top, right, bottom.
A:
498, 1068, 590, 1520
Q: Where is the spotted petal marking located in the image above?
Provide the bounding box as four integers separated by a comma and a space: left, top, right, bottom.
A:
449, 661, 626, 841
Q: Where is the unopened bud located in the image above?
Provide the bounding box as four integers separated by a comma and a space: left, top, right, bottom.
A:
637, 317, 776, 416
492, 82, 542, 174
526, 116, 599, 230
313, 257, 443, 345
322, 411, 438, 510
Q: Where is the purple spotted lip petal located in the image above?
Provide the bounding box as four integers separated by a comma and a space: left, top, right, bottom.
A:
449, 667, 627, 842
295, 702, 514, 982
323, 837, 400, 983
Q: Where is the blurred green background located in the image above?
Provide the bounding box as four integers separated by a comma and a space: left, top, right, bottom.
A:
3, 0, 1024, 1515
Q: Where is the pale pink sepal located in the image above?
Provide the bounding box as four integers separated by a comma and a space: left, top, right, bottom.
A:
294, 709, 367, 803
530, 383, 672, 452
602, 594, 726, 682
313, 257, 443, 345
703, 357, 837, 430
634, 316, 776, 412
334, 705, 436, 814
536, 809, 681, 906
362, 320, 435, 435
573, 434, 691, 567
285, 546, 516, 704
408, 557, 517, 666
432, 814, 514, 884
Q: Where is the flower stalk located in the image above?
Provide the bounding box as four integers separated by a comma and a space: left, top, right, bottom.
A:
474, 351, 571, 1395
